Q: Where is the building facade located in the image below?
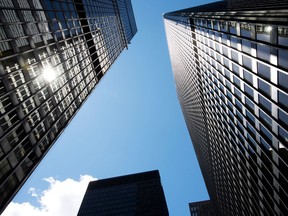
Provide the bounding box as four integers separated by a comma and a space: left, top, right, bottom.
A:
0, 0, 136, 213
189, 200, 215, 216
77, 170, 169, 216
164, 1, 288, 215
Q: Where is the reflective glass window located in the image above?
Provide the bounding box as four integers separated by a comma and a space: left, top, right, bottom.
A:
243, 70, 253, 85
257, 44, 270, 62
231, 37, 238, 49
278, 91, 288, 109
244, 84, 254, 99
220, 22, 228, 32
278, 27, 288, 47
256, 25, 271, 43
241, 23, 251, 38
278, 71, 288, 91
229, 22, 237, 34
232, 63, 240, 76
278, 126, 288, 145
233, 76, 241, 88
260, 125, 272, 142
246, 110, 255, 125
231, 50, 238, 62
234, 87, 242, 100
242, 40, 251, 54
258, 79, 271, 97
257, 62, 270, 81
279, 49, 288, 69
279, 109, 288, 128
245, 98, 254, 113
259, 95, 271, 113
243, 56, 252, 70
259, 110, 272, 129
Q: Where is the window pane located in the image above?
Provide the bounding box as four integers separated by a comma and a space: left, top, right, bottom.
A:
229, 22, 237, 34
279, 49, 288, 69
244, 84, 254, 99
278, 71, 288, 91
278, 27, 288, 47
242, 40, 251, 54
231, 37, 238, 49
259, 110, 272, 129
256, 25, 271, 43
257, 44, 270, 62
243, 56, 252, 70
257, 63, 270, 81
244, 70, 253, 85
279, 91, 288, 109
258, 79, 271, 97
259, 95, 271, 113
279, 109, 288, 128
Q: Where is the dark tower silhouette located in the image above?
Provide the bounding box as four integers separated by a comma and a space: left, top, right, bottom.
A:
77, 170, 169, 216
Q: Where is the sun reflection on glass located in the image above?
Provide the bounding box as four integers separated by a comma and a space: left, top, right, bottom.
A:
266, 26, 272, 32
42, 65, 56, 82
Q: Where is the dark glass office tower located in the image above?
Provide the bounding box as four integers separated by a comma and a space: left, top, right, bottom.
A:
164, 1, 288, 215
189, 200, 215, 216
0, 0, 136, 213
77, 170, 169, 216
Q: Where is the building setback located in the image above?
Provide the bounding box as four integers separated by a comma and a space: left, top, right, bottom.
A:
189, 200, 215, 216
0, 0, 136, 213
77, 170, 169, 216
164, 0, 288, 215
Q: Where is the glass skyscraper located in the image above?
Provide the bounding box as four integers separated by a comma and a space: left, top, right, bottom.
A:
164, 0, 288, 215
0, 0, 136, 213
77, 170, 169, 216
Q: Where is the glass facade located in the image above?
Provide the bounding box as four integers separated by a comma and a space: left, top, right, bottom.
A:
0, 0, 137, 213
77, 170, 169, 216
164, 1, 288, 216
189, 200, 215, 216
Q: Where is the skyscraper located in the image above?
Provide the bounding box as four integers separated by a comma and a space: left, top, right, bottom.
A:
164, 1, 288, 215
189, 200, 215, 216
77, 170, 169, 216
0, 0, 136, 213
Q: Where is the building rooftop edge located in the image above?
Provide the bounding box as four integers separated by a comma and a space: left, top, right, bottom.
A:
87, 170, 161, 189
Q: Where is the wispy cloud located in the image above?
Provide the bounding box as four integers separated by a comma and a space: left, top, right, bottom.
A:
3, 175, 96, 216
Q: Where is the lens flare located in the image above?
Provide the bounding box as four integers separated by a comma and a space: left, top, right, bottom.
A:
42, 65, 56, 82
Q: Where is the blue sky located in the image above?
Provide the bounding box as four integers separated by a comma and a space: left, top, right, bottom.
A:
6, 1, 216, 215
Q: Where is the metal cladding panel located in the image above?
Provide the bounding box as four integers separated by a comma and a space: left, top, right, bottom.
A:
164, 2, 288, 216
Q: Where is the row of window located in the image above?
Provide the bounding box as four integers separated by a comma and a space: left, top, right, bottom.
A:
194, 18, 288, 47
195, 28, 288, 215
196, 27, 288, 71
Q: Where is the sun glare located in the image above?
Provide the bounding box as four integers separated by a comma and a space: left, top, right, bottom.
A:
42, 65, 56, 82
266, 26, 272, 32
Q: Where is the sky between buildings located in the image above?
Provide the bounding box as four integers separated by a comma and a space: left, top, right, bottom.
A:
3, 1, 216, 215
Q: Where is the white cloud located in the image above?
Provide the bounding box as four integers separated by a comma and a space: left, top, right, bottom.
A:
3, 175, 96, 216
